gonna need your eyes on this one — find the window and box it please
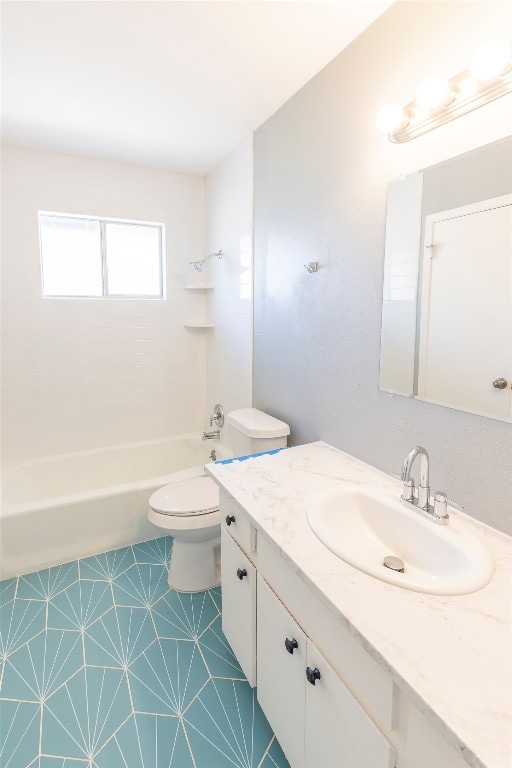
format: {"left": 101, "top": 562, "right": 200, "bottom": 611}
{"left": 39, "top": 213, "right": 164, "bottom": 298}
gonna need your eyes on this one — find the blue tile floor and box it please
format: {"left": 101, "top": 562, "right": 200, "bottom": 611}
{"left": 0, "top": 536, "right": 289, "bottom": 768}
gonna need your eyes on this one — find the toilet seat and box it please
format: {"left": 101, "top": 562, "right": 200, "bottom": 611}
{"left": 149, "top": 476, "right": 219, "bottom": 517}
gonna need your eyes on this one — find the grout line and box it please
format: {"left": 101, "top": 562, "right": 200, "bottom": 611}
{"left": 180, "top": 675, "right": 211, "bottom": 717}
{"left": 38, "top": 700, "right": 43, "bottom": 760}
{"left": 257, "top": 735, "right": 276, "bottom": 768}
{"left": 180, "top": 716, "right": 198, "bottom": 768}
{"left": 89, "top": 710, "right": 132, "bottom": 762}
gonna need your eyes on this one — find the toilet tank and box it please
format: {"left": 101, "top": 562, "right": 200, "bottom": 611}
{"left": 226, "top": 408, "right": 290, "bottom": 457}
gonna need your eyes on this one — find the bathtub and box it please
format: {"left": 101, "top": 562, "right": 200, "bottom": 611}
{"left": 1, "top": 434, "right": 230, "bottom": 579}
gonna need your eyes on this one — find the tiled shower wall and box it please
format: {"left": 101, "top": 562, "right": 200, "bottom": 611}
{"left": 1, "top": 146, "right": 207, "bottom": 461}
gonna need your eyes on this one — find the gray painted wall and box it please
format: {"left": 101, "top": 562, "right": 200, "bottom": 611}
{"left": 253, "top": 1, "right": 512, "bottom": 533}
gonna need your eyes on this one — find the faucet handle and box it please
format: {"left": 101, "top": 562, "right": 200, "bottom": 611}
{"left": 402, "top": 478, "right": 414, "bottom": 502}
{"left": 210, "top": 404, "right": 224, "bottom": 428}
{"left": 434, "top": 491, "right": 448, "bottom": 519}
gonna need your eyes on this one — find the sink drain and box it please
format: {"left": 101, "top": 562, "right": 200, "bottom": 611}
{"left": 383, "top": 555, "right": 405, "bottom": 573}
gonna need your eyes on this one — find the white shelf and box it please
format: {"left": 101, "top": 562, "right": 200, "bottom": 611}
{"left": 184, "top": 284, "right": 213, "bottom": 291}
{"left": 184, "top": 322, "right": 214, "bottom": 328}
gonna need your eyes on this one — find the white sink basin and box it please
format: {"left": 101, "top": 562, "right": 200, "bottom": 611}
{"left": 306, "top": 486, "right": 494, "bottom": 595}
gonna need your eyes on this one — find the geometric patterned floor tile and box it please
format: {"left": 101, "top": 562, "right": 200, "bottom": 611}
{"left": 209, "top": 584, "right": 222, "bottom": 613}
{"left": 42, "top": 667, "right": 131, "bottom": 760}
{"left": 0, "top": 536, "right": 288, "bottom": 768}
{"left": 112, "top": 563, "right": 169, "bottom": 608}
{"left": 0, "top": 578, "right": 17, "bottom": 608}
{"left": 94, "top": 713, "right": 193, "bottom": 767}
{"left": 129, "top": 639, "right": 209, "bottom": 715}
{"left": 47, "top": 580, "right": 113, "bottom": 631}
{"left": 79, "top": 546, "right": 135, "bottom": 581}
{"left": 1, "top": 629, "right": 83, "bottom": 702}
{"left": 0, "top": 599, "right": 46, "bottom": 657}
{"left": 35, "top": 759, "right": 90, "bottom": 767}
{"left": 17, "top": 562, "right": 79, "bottom": 601}
{"left": 0, "top": 699, "right": 40, "bottom": 768}
{"left": 84, "top": 605, "right": 156, "bottom": 667}
{"left": 152, "top": 590, "right": 219, "bottom": 640}
{"left": 132, "top": 537, "right": 173, "bottom": 567}
{"left": 197, "top": 615, "right": 245, "bottom": 680}
{"left": 183, "top": 678, "right": 275, "bottom": 767}
{"left": 260, "top": 736, "right": 290, "bottom": 768}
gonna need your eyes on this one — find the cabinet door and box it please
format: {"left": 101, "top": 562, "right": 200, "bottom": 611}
{"left": 257, "top": 575, "right": 307, "bottom": 768}
{"left": 305, "top": 639, "right": 396, "bottom": 768}
{"left": 221, "top": 527, "right": 257, "bottom": 686}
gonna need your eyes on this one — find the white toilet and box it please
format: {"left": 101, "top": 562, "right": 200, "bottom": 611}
{"left": 148, "top": 408, "right": 290, "bottom": 592}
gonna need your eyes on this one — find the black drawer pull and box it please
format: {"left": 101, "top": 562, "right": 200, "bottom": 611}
{"left": 285, "top": 637, "right": 298, "bottom": 654}
{"left": 236, "top": 568, "right": 247, "bottom": 580}
{"left": 225, "top": 515, "right": 236, "bottom": 526}
{"left": 306, "top": 666, "right": 321, "bottom": 685}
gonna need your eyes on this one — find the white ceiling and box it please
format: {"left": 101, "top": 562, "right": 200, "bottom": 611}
{"left": 1, "top": 1, "right": 393, "bottom": 175}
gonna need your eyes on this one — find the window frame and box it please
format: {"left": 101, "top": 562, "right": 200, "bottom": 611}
{"left": 38, "top": 211, "right": 166, "bottom": 300}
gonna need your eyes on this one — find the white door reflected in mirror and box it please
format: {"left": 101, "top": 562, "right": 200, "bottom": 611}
{"left": 418, "top": 195, "right": 511, "bottom": 421}
{"left": 379, "top": 136, "right": 512, "bottom": 423}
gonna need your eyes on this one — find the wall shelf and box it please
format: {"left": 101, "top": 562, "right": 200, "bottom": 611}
{"left": 184, "top": 322, "right": 214, "bottom": 328}
{"left": 184, "top": 284, "right": 213, "bottom": 291}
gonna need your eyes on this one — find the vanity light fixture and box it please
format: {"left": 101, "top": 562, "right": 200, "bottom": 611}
{"left": 376, "top": 37, "right": 512, "bottom": 142}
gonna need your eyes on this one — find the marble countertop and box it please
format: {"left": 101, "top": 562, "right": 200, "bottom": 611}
{"left": 206, "top": 442, "right": 512, "bottom": 768}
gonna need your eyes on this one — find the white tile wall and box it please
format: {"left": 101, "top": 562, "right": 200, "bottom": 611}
{"left": 1, "top": 145, "right": 207, "bottom": 461}
{"left": 204, "top": 137, "right": 253, "bottom": 444}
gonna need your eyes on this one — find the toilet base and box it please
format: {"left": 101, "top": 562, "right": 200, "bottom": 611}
{"left": 168, "top": 536, "right": 221, "bottom": 592}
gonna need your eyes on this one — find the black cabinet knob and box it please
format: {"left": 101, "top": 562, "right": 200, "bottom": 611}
{"left": 306, "top": 666, "right": 321, "bottom": 685}
{"left": 285, "top": 638, "right": 298, "bottom": 654}
{"left": 225, "top": 515, "right": 236, "bottom": 526}
{"left": 236, "top": 568, "right": 247, "bottom": 580}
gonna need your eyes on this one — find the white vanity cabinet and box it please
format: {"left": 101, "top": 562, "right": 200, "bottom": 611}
{"left": 257, "top": 575, "right": 396, "bottom": 768}
{"left": 219, "top": 490, "right": 474, "bottom": 768}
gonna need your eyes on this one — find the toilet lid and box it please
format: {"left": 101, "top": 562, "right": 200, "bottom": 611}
{"left": 149, "top": 476, "right": 219, "bottom": 516}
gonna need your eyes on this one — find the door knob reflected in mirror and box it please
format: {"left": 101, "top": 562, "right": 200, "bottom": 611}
{"left": 492, "top": 378, "right": 508, "bottom": 389}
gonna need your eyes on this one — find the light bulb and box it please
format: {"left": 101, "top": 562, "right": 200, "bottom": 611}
{"left": 470, "top": 38, "right": 511, "bottom": 81}
{"left": 415, "top": 75, "right": 453, "bottom": 111}
{"left": 375, "top": 103, "right": 407, "bottom": 134}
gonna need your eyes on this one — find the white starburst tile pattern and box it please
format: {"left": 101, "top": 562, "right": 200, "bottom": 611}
{"left": 0, "top": 536, "right": 289, "bottom": 768}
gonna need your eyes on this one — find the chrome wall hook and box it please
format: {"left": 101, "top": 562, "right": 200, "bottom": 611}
{"left": 303, "top": 262, "right": 319, "bottom": 273}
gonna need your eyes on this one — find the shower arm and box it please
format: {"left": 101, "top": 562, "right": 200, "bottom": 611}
{"left": 190, "top": 250, "right": 223, "bottom": 272}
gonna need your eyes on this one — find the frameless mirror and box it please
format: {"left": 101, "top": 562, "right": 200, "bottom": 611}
{"left": 379, "top": 136, "right": 512, "bottom": 422}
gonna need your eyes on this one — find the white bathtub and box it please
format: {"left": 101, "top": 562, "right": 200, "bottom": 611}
{"left": 1, "top": 434, "right": 230, "bottom": 579}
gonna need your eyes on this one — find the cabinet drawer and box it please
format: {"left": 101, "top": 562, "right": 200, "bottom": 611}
{"left": 221, "top": 527, "right": 256, "bottom": 686}
{"left": 220, "top": 490, "right": 253, "bottom": 556}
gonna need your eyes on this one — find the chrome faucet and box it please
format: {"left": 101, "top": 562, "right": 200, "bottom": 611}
{"left": 400, "top": 446, "right": 449, "bottom": 524}
{"left": 202, "top": 430, "right": 220, "bottom": 441}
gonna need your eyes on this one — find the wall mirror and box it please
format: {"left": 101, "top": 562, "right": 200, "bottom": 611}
{"left": 379, "top": 136, "right": 512, "bottom": 422}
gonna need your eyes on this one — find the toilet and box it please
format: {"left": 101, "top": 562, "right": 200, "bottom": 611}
{"left": 148, "top": 408, "right": 290, "bottom": 592}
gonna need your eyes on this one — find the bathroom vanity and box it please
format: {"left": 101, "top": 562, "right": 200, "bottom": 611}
{"left": 207, "top": 443, "right": 511, "bottom": 768}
